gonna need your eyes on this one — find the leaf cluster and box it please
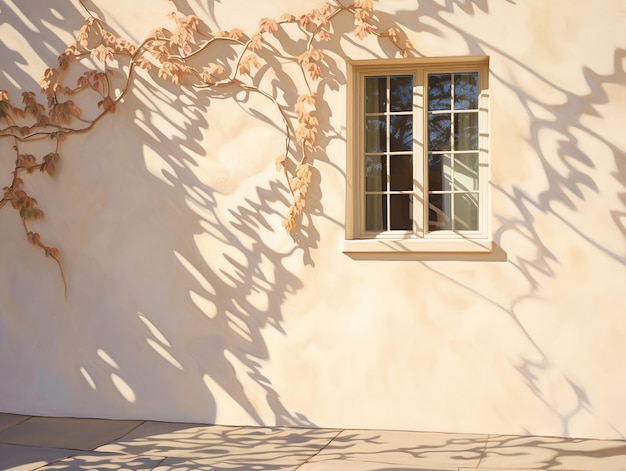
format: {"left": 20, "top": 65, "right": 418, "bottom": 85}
{"left": 0, "top": 0, "right": 413, "bottom": 293}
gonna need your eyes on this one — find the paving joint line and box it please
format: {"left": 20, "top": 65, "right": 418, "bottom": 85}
{"left": 292, "top": 428, "right": 345, "bottom": 470}
{"left": 474, "top": 433, "right": 492, "bottom": 468}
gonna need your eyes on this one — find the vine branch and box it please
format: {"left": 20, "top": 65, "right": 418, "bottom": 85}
{"left": 0, "top": 0, "right": 413, "bottom": 292}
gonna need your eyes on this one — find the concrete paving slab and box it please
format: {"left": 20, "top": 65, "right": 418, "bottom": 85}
{"left": 1, "top": 414, "right": 625, "bottom": 470}
{"left": 480, "top": 434, "right": 626, "bottom": 471}
{"left": 298, "top": 459, "right": 458, "bottom": 470}
{"left": 35, "top": 451, "right": 165, "bottom": 470}
{"left": 0, "top": 413, "right": 30, "bottom": 433}
{"left": 97, "top": 421, "right": 339, "bottom": 462}
{"left": 153, "top": 456, "right": 305, "bottom": 470}
{"left": 0, "top": 416, "right": 143, "bottom": 451}
{"left": 310, "top": 430, "right": 489, "bottom": 469}
{"left": 0, "top": 443, "right": 76, "bottom": 471}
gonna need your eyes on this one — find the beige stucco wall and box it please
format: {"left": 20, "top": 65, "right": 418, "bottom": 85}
{"left": 1, "top": 0, "right": 625, "bottom": 439}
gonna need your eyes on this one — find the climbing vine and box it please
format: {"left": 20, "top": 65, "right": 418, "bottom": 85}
{"left": 0, "top": 0, "right": 411, "bottom": 293}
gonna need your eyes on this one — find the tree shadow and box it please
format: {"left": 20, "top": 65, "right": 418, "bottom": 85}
{"left": 0, "top": 1, "right": 327, "bottom": 428}
{"left": 2, "top": 0, "right": 626, "bottom": 442}
{"left": 388, "top": 0, "right": 626, "bottom": 438}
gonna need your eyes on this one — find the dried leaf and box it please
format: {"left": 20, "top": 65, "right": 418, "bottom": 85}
{"left": 229, "top": 28, "right": 244, "bottom": 40}
{"left": 238, "top": 53, "right": 260, "bottom": 75}
{"left": 98, "top": 96, "right": 116, "bottom": 113}
{"left": 259, "top": 18, "right": 279, "bottom": 34}
{"left": 91, "top": 44, "right": 115, "bottom": 63}
{"left": 275, "top": 155, "right": 286, "bottom": 171}
{"left": 353, "top": 22, "right": 375, "bottom": 40}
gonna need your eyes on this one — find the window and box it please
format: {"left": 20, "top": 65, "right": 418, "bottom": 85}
{"left": 344, "top": 57, "right": 491, "bottom": 253}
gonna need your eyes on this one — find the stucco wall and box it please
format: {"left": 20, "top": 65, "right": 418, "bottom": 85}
{"left": 1, "top": 0, "right": 625, "bottom": 439}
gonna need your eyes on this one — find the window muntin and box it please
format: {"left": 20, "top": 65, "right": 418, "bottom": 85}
{"left": 352, "top": 60, "right": 489, "bottom": 248}
{"left": 427, "top": 72, "right": 480, "bottom": 232}
{"left": 363, "top": 75, "right": 414, "bottom": 232}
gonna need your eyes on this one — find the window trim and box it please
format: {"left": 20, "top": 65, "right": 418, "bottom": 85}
{"left": 344, "top": 56, "right": 492, "bottom": 254}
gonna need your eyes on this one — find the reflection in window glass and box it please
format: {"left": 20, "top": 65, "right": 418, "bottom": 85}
{"left": 365, "top": 117, "right": 386, "bottom": 153}
{"left": 390, "top": 115, "right": 413, "bottom": 151}
{"left": 365, "top": 155, "right": 385, "bottom": 192}
{"left": 390, "top": 75, "right": 413, "bottom": 112}
{"left": 428, "top": 114, "right": 451, "bottom": 151}
{"left": 365, "top": 76, "right": 386, "bottom": 113}
{"left": 454, "top": 73, "right": 478, "bottom": 110}
{"left": 428, "top": 74, "right": 451, "bottom": 111}
{"left": 427, "top": 71, "right": 480, "bottom": 233}
{"left": 361, "top": 68, "right": 483, "bottom": 236}
{"left": 364, "top": 74, "right": 414, "bottom": 234}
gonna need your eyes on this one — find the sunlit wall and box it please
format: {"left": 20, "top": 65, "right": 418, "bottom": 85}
{"left": 1, "top": 0, "right": 625, "bottom": 439}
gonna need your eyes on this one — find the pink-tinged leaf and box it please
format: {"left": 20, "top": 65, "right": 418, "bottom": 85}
{"left": 259, "top": 18, "right": 279, "bottom": 34}
{"left": 353, "top": 22, "right": 375, "bottom": 40}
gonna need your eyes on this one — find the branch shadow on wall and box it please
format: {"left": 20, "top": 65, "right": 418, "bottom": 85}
{"left": 389, "top": 0, "right": 626, "bottom": 438}
{"left": 66, "top": 76, "right": 320, "bottom": 425}
{"left": 0, "top": 1, "right": 329, "bottom": 427}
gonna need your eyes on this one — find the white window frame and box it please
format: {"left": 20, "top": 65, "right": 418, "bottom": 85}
{"left": 344, "top": 57, "right": 492, "bottom": 253}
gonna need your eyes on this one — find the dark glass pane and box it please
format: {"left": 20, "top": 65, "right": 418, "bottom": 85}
{"left": 428, "top": 153, "right": 451, "bottom": 192}
{"left": 454, "top": 73, "right": 478, "bottom": 110}
{"left": 454, "top": 112, "right": 478, "bottom": 150}
{"left": 454, "top": 193, "right": 479, "bottom": 230}
{"left": 428, "top": 74, "right": 451, "bottom": 111}
{"left": 390, "top": 194, "right": 411, "bottom": 230}
{"left": 365, "top": 76, "right": 386, "bottom": 113}
{"left": 454, "top": 153, "right": 479, "bottom": 191}
{"left": 365, "top": 155, "right": 386, "bottom": 192}
{"left": 390, "top": 155, "right": 412, "bottom": 191}
{"left": 428, "top": 114, "right": 451, "bottom": 151}
{"left": 390, "top": 115, "right": 412, "bottom": 151}
{"left": 365, "top": 117, "right": 386, "bottom": 153}
{"left": 428, "top": 193, "right": 451, "bottom": 231}
{"left": 390, "top": 75, "right": 413, "bottom": 112}
{"left": 365, "top": 194, "right": 387, "bottom": 231}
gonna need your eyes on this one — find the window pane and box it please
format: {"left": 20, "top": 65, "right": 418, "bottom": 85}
{"left": 454, "top": 193, "right": 479, "bottom": 230}
{"left": 428, "top": 194, "right": 451, "bottom": 231}
{"left": 390, "top": 115, "right": 412, "bottom": 151}
{"left": 365, "top": 76, "right": 386, "bottom": 113}
{"left": 390, "top": 155, "right": 412, "bottom": 191}
{"left": 365, "top": 155, "right": 386, "bottom": 191}
{"left": 454, "top": 153, "right": 479, "bottom": 191}
{"left": 428, "top": 74, "right": 451, "bottom": 111}
{"left": 428, "top": 153, "right": 452, "bottom": 192}
{"left": 365, "top": 194, "right": 387, "bottom": 231}
{"left": 365, "top": 117, "right": 386, "bottom": 153}
{"left": 454, "top": 112, "right": 478, "bottom": 150}
{"left": 390, "top": 75, "right": 413, "bottom": 112}
{"left": 454, "top": 73, "right": 478, "bottom": 110}
{"left": 390, "top": 194, "right": 411, "bottom": 230}
{"left": 428, "top": 114, "right": 451, "bottom": 151}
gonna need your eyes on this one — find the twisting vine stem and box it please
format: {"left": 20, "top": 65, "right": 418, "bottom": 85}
{"left": 0, "top": 0, "right": 412, "bottom": 294}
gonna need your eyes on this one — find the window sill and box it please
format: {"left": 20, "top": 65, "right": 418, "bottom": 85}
{"left": 342, "top": 237, "right": 493, "bottom": 254}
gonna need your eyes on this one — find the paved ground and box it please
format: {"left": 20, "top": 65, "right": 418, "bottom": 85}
{"left": 0, "top": 413, "right": 625, "bottom": 470}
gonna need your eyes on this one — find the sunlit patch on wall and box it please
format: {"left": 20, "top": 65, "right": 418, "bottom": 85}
{"left": 111, "top": 373, "right": 136, "bottom": 403}
{"left": 146, "top": 338, "right": 184, "bottom": 370}
{"left": 79, "top": 366, "right": 96, "bottom": 390}
{"left": 97, "top": 349, "right": 120, "bottom": 370}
